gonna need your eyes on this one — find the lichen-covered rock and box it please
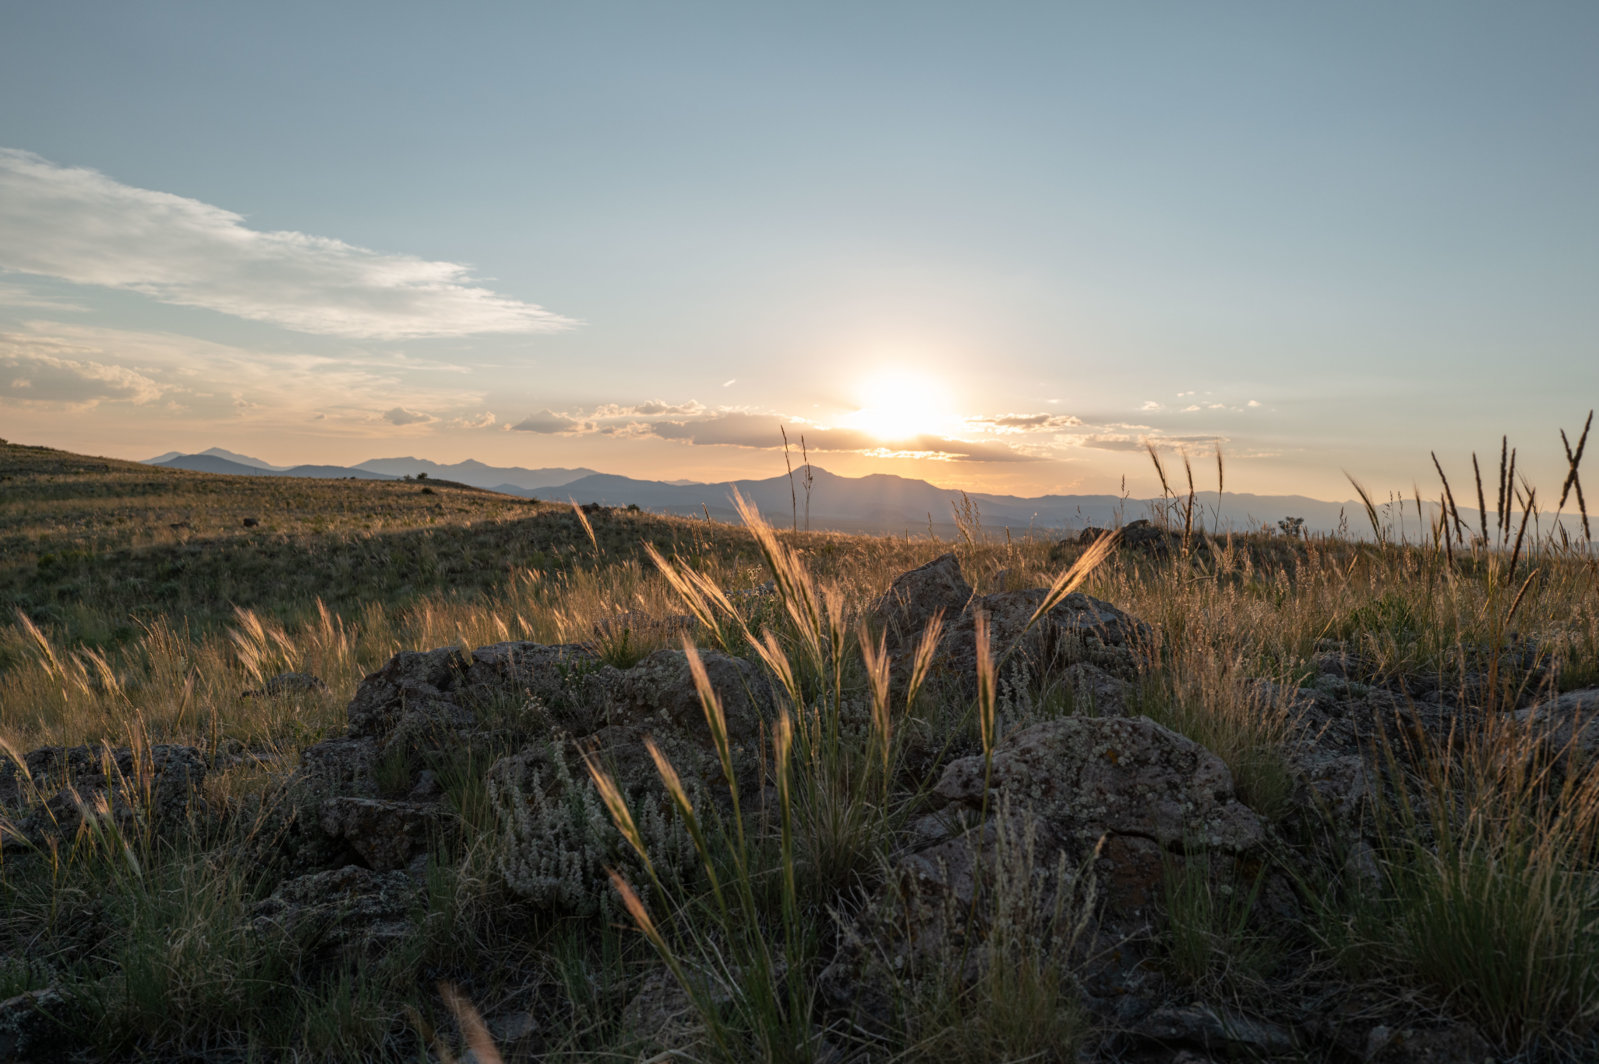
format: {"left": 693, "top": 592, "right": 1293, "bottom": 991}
{"left": 934, "top": 716, "right": 1265, "bottom": 853}
{"left": 612, "top": 648, "right": 773, "bottom": 745}
{"left": 868, "top": 552, "right": 973, "bottom": 642}
{"left": 1060, "top": 661, "right": 1134, "bottom": 717}
{"left": 463, "top": 641, "right": 615, "bottom": 735}
{"left": 297, "top": 735, "right": 380, "bottom": 798}
{"left": 866, "top": 553, "right": 1151, "bottom": 709}
{"left": 0, "top": 987, "right": 71, "bottom": 1061}
{"left": 943, "top": 588, "right": 1152, "bottom": 683}
{"left": 346, "top": 646, "right": 472, "bottom": 741}
{"left": 319, "top": 796, "right": 441, "bottom": 872}
{"left": 0, "top": 743, "right": 206, "bottom": 851}
{"left": 251, "top": 865, "right": 420, "bottom": 967}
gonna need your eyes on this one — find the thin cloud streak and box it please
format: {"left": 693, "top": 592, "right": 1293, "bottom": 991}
{"left": 0, "top": 149, "right": 577, "bottom": 340}
{"left": 510, "top": 402, "right": 1039, "bottom": 463}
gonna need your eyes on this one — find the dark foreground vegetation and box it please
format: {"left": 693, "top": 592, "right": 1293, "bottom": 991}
{"left": 2, "top": 437, "right": 1597, "bottom": 1063}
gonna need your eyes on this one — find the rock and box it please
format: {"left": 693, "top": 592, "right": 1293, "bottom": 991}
{"left": 1285, "top": 749, "right": 1371, "bottom": 832}
{"left": 866, "top": 552, "right": 1151, "bottom": 705}
{"left": 1134, "top": 1003, "right": 1296, "bottom": 1056}
{"left": 958, "top": 587, "right": 1151, "bottom": 678}
{"left": 613, "top": 648, "right": 773, "bottom": 746}
{"left": 462, "top": 641, "right": 613, "bottom": 735}
{"left": 0, "top": 987, "right": 71, "bottom": 1061}
{"left": 1069, "top": 519, "right": 1200, "bottom": 559}
{"left": 242, "top": 670, "right": 328, "bottom": 699}
{"left": 319, "top": 796, "right": 441, "bottom": 872}
{"left": 297, "top": 735, "right": 380, "bottom": 799}
{"left": 829, "top": 716, "right": 1266, "bottom": 1037}
{"left": 346, "top": 646, "right": 473, "bottom": 741}
{"left": 934, "top": 716, "right": 1265, "bottom": 854}
{"left": 0, "top": 743, "right": 207, "bottom": 852}
{"left": 251, "top": 865, "right": 420, "bottom": 967}
{"left": 1516, "top": 687, "right": 1599, "bottom": 762}
{"left": 1364, "top": 1018, "right": 1496, "bottom": 1063}
{"left": 1061, "top": 661, "right": 1134, "bottom": 717}
{"left": 867, "top": 553, "right": 973, "bottom": 643}
{"left": 621, "top": 968, "right": 716, "bottom": 1056}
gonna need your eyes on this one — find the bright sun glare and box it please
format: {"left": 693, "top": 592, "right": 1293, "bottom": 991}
{"left": 846, "top": 370, "right": 952, "bottom": 443}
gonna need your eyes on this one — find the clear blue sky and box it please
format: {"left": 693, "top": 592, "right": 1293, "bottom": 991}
{"left": 2, "top": 1, "right": 1595, "bottom": 500}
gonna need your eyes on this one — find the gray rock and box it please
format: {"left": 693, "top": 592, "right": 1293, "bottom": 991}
{"left": 346, "top": 646, "right": 472, "bottom": 741}
{"left": 0, "top": 987, "right": 70, "bottom": 1061}
{"left": 319, "top": 796, "right": 441, "bottom": 872}
{"left": 935, "top": 716, "right": 1265, "bottom": 853}
{"left": 1515, "top": 687, "right": 1599, "bottom": 761}
{"left": 867, "top": 552, "right": 973, "bottom": 643}
{"left": 297, "top": 735, "right": 380, "bottom": 798}
{"left": 1061, "top": 660, "right": 1135, "bottom": 717}
{"left": 251, "top": 865, "right": 420, "bottom": 967}
{"left": 0, "top": 743, "right": 206, "bottom": 851}
{"left": 1135, "top": 1003, "right": 1296, "bottom": 1056}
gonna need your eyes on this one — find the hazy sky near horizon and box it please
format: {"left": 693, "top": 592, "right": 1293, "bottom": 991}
{"left": 2, "top": 2, "right": 1596, "bottom": 502}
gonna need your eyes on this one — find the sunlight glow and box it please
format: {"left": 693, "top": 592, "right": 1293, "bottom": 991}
{"left": 845, "top": 369, "right": 953, "bottom": 442}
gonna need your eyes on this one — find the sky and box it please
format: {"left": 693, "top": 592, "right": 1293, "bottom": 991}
{"left": 1, "top": 2, "right": 1596, "bottom": 502}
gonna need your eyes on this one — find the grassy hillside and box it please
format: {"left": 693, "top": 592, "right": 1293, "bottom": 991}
{"left": 1, "top": 439, "right": 1597, "bottom": 1062}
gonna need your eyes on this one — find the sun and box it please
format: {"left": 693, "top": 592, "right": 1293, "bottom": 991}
{"left": 845, "top": 369, "right": 952, "bottom": 443}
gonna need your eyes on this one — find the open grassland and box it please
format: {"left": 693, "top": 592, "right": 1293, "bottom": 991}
{"left": 1, "top": 438, "right": 1597, "bottom": 1062}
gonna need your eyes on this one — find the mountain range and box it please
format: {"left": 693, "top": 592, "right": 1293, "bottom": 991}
{"left": 141, "top": 447, "right": 1372, "bottom": 536}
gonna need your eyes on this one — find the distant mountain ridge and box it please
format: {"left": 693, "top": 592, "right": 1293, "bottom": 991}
{"left": 353, "top": 456, "right": 598, "bottom": 491}
{"left": 148, "top": 454, "right": 395, "bottom": 480}
{"left": 139, "top": 447, "right": 1368, "bottom": 535}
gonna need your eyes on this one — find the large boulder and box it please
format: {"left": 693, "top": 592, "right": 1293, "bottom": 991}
{"left": 867, "top": 553, "right": 973, "bottom": 642}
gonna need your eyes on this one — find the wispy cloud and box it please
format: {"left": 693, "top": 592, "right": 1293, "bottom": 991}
{"left": 1068, "top": 431, "right": 1229, "bottom": 453}
{"left": 0, "top": 149, "right": 576, "bottom": 340}
{"left": 0, "top": 282, "right": 87, "bottom": 313}
{"left": 966, "top": 412, "right": 1083, "bottom": 433}
{"left": 510, "top": 401, "right": 1037, "bottom": 462}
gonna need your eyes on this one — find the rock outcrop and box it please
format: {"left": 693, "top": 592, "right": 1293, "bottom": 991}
{"left": 0, "top": 743, "right": 207, "bottom": 852}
